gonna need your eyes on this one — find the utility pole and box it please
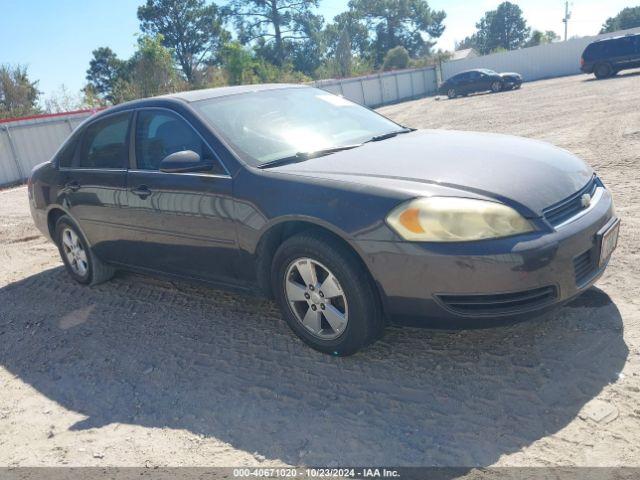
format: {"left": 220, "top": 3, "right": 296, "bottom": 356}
{"left": 562, "top": 1, "right": 572, "bottom": 41}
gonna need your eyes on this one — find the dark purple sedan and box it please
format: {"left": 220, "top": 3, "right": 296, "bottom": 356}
{"left": 28, "top": 84, "right": 619, "bottom": 355}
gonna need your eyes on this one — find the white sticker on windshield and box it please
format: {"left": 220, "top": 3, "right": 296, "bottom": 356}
{"left": 317, "top": 94, "right": 354, "bottom": 107}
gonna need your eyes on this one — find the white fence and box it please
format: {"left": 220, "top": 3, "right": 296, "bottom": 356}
{"left": 442, "top": 27, "right": 640, "bottom": 82}
{"left": 313, "top": 66, "right": 439, "bottom": 108}
{"left": 0, "top": 111, "right": 93, "bottom": 187}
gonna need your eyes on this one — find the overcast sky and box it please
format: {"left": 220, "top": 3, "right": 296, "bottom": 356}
{"left": 0, "top": 0, "right": 634, "bottom": 102}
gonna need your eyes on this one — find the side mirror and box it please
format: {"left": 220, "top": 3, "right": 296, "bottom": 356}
{"left": 159, "top": 150, "right": 212, "bottom": 173}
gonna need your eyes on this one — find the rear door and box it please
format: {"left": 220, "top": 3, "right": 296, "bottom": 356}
{"left": 119, "top": 108, "right": 238, "bottom": 283}
{"left": 58, "top": 112, "right": 132, "bottom": 262}
{"left": 455, "top": 72, "right": 471, "bottom": 93}
{"left": 609, "top": 37, "right": 636, "bottom": 70}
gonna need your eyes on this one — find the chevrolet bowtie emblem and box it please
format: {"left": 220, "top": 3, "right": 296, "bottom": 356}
{"left": 581, "top": 193, "right": 592, "bottom": 208}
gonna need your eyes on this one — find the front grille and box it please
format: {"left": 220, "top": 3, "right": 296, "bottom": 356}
{"left": 574, "top": 249, "right": 596, "bottom": 286}
{"left": 544, "top": 177, "right": 598, "bottom": 227}
{"left": 437, "top": 286, "right": 557, "bottom": 316}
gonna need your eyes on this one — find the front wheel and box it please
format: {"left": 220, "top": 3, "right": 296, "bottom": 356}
{"left": 55, "top": 215, "right": 115, "bottom": 286}
{"left": 271, "top": 232, "right": 384, "bottom": 356}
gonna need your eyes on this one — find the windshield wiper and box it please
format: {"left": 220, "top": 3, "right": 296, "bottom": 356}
{"left": 257, "top": 144, "right": 362, "bottom": 169}
{"left": 257, "top": 128, "right": 415, "bottom": 169}
{"left": 365, "top": 127, "right": 415, "bottom": 143}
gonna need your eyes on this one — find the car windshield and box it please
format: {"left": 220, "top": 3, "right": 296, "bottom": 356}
{"left": 192, "top": 87, "right": 403, "bottom": 166}
{"left": 481, "top": 69, "right": 497, "bottom": 75}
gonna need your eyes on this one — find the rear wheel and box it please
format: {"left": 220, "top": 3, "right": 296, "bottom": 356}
{"left": 55, "top": 216, "right": 115, "bottom": 286}
{"left": 594, "top": 63, "right": 613, "bottom": 79}
{"left": 447, "top": 88, "right": 457, "bottom": 99}
{"left": 272, "top": 231, "right": 384, "bottom": 355}
{"left": 491, "top": 81, "right": 503, "bottom": 93}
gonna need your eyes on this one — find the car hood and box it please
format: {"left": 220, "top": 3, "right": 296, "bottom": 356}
{"left": 269, "top": 129, "right": 593, "bottom": 217}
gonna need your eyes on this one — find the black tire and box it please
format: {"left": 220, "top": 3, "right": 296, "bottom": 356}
{"left": 271, "top": 231, "right": 384, "bottom": 356}
{"left": 594, "top": 63, "right": 613, "bottom": 79}
{"left": 55, "top": 215, "right": 115, "bottom": 286}
{"left": 447, "top": 88, "right": 457, "bottom": 99}
{"left": 491, "top": 81, "right": 503, "bottom": 93}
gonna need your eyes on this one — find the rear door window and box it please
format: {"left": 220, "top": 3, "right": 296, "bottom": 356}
{"left": 57, "top": 135, "right": 80, "bottom": 168}
{"left": 585, "top": 42, "right": 608, "bottom": 60}
{"left": 78, "top": 113, "right": 131, "bottom": 169}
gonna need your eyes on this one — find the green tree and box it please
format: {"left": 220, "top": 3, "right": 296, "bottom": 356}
{"left": 252, "top": 59, "right": 311, "bottom": 83}
{"left": 85, "top": 36, "right": 182, "bottom": 105}
{"left": 474, "top": 1, "right": 530, "bottom": 54}
{"left": 44, "top": 84, "right": 87, "bottom": 113}
{"left": 85, "top": 47, "right": 128, "bottom": 104}
{"left": 524, "top": 29, "right": 559, "bottom": 48}
{"left": 128, "top": 35, "right": 181, "bottom": 99}
{"left": 455, "top": 35, "right": 479, "bottom": 52}
{"left": 222, "top": 42, "right": 256, "bottom": 85}
{"left": 348, "top": 0, "right": 446, "bottom": 66}
{"left": 382, "top": 45, "right": 409, "bottom": 70}
{"left": 137, "top": 0, "right": 229, "bottom": 83}
{"left": 290, "top": 11, "right": 326, "bottom": 76}
{"left": 227, "top": 0, "right": 321, "bottom": 66}
{"left": 324, "top": 11, "right": 371, "bottom": 60}
{"left": 600, "top": 6, "right": 640, "bottom": 33}
{"left": 0, "top": 65, "right": 40, "bottom": 119}
{"left": 335, "top": 29, "right": 354, "bottom": 77}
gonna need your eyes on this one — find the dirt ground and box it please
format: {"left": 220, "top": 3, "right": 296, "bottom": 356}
{"left": 1, "top": 72, "right": 639, "bottom": 468}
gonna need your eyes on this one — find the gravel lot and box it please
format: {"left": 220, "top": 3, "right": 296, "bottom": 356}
{"left": 1, "top": 72, "right": 639, "bottom": 468}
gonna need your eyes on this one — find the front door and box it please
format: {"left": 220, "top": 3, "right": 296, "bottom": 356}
{"left": 119, "top": 108, "right": 238, "bottom": 284}
{"left": 477, "top": 71, "right": 493, "bottom": 91}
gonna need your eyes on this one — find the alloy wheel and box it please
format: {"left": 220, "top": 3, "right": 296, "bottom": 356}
{"left": 284, "top": 258, "right": 348, "bottom": 340}
{"left": 61, "top": 227, "right": 88, "bottom": 277}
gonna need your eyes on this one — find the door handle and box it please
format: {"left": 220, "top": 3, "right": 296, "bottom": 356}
{"left": 65, "top": 180, "right": 81, "bottom": 192}
{"left": 131, "top": 185, "right": 152, "bottom": 199}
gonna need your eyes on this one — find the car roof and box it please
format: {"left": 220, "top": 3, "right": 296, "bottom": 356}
{"left": 590, "top": 32, "right": 640, "bottom": 44}
{"left": 454, "top": 68, "right": 494, "bottom": 75}
{"left": 160, "top": 83, "right": 307, "bottom": 102}
{"left": 127, "top": 83, "right": 307, "bottom": 107}
{"left": 86, "top": 83, "right": 310, "bottom": 122}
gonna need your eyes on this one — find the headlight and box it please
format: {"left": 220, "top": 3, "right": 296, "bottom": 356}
{"left": 386, "top": 197, "right": 534, "bottom": 242}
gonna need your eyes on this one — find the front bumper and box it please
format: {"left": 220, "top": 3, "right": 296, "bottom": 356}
{"left": 357, "top": 188, "right": 616, "bottom": 325}
{"left": 503, "top": 77, "right": 522, "bottom": 87}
